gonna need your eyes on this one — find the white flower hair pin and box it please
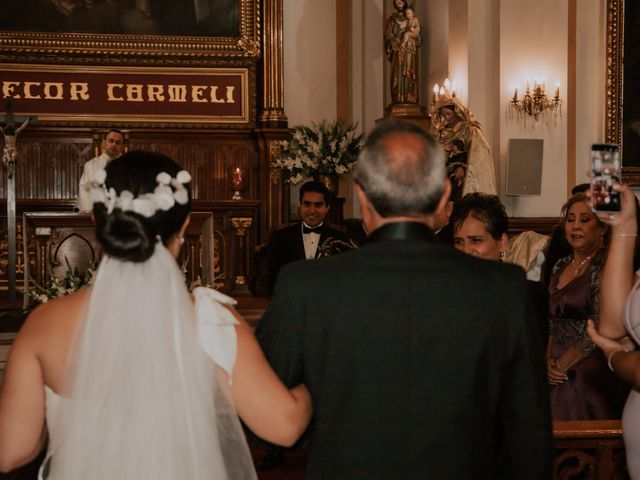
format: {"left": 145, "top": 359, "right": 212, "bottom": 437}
{"left": 89, "top": 169, "right": 191, "bottom": 218}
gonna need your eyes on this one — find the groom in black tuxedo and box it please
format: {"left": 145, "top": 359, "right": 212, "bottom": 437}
{"left": 266, "top": 181, "right": 348, "bottom": 295}
{"left": 257, "top": 120, "right": 552, "bottom": 479}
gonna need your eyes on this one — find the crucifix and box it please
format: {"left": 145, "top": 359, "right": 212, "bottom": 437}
{"left": 2, "top": 97, "right": 36, "bottom": 308}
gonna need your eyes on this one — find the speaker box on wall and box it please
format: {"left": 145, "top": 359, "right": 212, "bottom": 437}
{"left": 505, "top": 138, "right": 544, "bottom": 196}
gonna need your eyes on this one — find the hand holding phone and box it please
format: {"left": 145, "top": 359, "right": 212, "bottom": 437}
{"left": 590, "top": 143, "right": 621, "bottom": 212}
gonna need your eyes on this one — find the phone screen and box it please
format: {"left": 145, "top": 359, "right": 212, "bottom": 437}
{"left": 590, "top": 143, "right": 621, "bottom": 212}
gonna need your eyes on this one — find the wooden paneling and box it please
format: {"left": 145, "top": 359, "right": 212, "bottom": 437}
{"left": 2, "top": 129, "right": 262, "bottom": 203}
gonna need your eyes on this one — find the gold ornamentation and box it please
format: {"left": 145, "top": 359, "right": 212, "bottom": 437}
{"left": 231, "top": 217, "right": 252, "bottom": 236}
{"left": 606, "top": 0, "right": 623, "bottom": 148}
{"left": 237, "top": 36, "right": 260, "bottom": 57}
{"left": 0, "top": 0, "right": 261, "bottom": 62}
{"left": 258, "top": 0, "right": 287, "bottom": 125}
{"left": 509, "top": 81, "right": 562, "bottom": 120}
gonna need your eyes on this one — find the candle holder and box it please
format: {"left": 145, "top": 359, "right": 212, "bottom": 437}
{"left": 509, "top": 81, "right": 562, "bottom": 120}
{"left": 229, "top": 167, "right": 247, "bottom": 200}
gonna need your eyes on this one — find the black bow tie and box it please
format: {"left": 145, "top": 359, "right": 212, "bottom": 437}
{"left": 303, "top": 225, "right": 323, "bottom": 234}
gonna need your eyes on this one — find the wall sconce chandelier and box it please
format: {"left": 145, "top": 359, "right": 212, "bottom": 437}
{"left": 510, "top": 81, "right": 562, "bottom": 120}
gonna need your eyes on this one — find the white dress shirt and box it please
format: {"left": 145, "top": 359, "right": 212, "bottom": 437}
{"left": 302, "top": 222, "right": 323, "bottom": 259}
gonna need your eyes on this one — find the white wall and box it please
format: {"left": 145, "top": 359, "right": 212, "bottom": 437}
{"left": 352, "top": 0, "right": 384, "bottom": 137}
{"left": 423, "top": 0, "right": 449, "bottom": 101}
{"left": 283, "top": 0, "right": 337, "bottom": 126}
{"left": 283, "top": 0, "right": 337, "bottom": 214}
{"left": 349, "top": 0, "right": 385, "bottom": 217}
{"left": 575, "top": 0, "right": 606, "bottom": 185}
{"left": 467, "top": 0, "right": 500, "bottom": 189}
{"left": 500, "top": 0, "right": 568, "bottom": 217}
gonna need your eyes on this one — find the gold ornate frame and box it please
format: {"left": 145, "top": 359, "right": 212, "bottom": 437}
{"left": 606, "top": 0, "right": 640, "bottom": 184}
{"left": 0, "top": 0, "right": 260, "bottom": 66}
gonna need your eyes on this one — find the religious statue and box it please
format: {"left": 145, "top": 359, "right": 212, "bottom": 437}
{"left": 2, "top": 114, "right": 30, "bottom": 179}
{"left": 430, "top": 92, "right": 497, "bottom": 200}
{"left": 384, "top": 0, "right": 422, "bottom": 105}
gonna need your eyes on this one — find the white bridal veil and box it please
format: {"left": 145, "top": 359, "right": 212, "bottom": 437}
{"left": 48, "top": 244, "right": 257, "bottom": 479}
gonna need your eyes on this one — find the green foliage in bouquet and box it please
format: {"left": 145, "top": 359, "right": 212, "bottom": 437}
{"left": 24, "top": 258, "right": 95, "bottom": 304}
{"left": 272, "top": 119, "right": 363, "bottom": 184}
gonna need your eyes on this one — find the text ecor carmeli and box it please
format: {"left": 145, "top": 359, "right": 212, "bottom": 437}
{"left": 1, "top": 81, "right": 236, "bottom": 103}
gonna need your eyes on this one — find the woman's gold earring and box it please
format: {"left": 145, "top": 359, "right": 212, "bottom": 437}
{"left": 179, "top": 237, "right": 185, "bottom": 246}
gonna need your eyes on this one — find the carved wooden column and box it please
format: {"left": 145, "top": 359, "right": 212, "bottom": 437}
{"left": 259, "top": 0, "right": 287, "bottom": 127}
{"left": 231, "top": 216, "right": 252, "bottom": 296}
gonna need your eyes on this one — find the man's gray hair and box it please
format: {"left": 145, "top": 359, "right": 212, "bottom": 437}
{"left": 353, "top": 119, "right": 445, "bottom": 217}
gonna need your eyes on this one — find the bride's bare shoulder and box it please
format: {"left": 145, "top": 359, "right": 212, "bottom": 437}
{"left": 20, "top": 288, "right": 91, "bottom": 339}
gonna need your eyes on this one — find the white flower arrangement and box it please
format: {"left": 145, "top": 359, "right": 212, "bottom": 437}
{"left": 272, "top": 120, "right": 363, "bottom": 184}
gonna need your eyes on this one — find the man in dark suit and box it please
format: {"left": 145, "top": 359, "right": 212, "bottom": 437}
{"left": 257, "top": 120, "right": 552, "bottom": 479}
{"left": 266, "top": 180, "right": 348, "bottom": 295}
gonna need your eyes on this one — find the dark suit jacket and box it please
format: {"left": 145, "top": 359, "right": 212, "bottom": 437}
{"left": 266, "top": 222, "right": 348, "bottom": 295}
{"left": 434, "top": 220, "right": 454, "bottom": 245}
{"left": 257, "top": 222, "right": 552, "bottom": 480}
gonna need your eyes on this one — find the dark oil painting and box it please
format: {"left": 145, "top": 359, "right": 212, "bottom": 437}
{"left": 0, "top": 0, "right": 240, "bottom": 37}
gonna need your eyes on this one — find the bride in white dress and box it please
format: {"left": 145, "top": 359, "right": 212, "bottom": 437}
{"left": 0, "top": 151, "right": 312, "bottom": 479}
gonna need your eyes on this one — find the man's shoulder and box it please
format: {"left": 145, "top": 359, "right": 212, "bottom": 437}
{"left": 323, "top": 223, "right": 348, "bottom": 238}
{"left": 266, "top": 223, "right": 301, "bottom": 253}
{"left": 270, "top": 222, "right": 300, "bottom": 238}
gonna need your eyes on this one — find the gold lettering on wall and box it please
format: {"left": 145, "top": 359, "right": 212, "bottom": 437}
{"left": 23, "top": 82, "right": 41, "bottom": 99}
{"left": 2, "top": 81, "right": 21, "bottom": 98}
{"left": 43, "top": 83, "right": 64, "bottom": 100}
{"left": 147, "top": 85, "right": 165, "bottom": 102}
{"left": 226, "top": 86, "right": 235, "bottom": 103}
{"left": 192, "top": 86, "right": 208, "bottom": 103}
{"left": 69, "top": 83, "right": 90, "bottom": 100}
{"left": 126, "top": 84, "right": 144, "bottom": 102}
{"left": 3, "top": 81, "right": 237, "bottom": 105}
{"left": 107, "top": 84, "right": 124, "bottom": 101}
{"left": 168, "top": 85, "right": 188, "bottom": 102}
{"left": 0, "top": 66, "right": 248, "bottom": 124}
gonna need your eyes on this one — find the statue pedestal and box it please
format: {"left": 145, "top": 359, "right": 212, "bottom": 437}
{"left": 379, "top": 103, "right": 431, "bottom": 133}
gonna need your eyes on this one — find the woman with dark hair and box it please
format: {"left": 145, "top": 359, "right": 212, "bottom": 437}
{"left": 547, "top": 193, "right": 628, "bottom": 420}
{"left": 451, "top": 193, "right": 549, "bottom": 345}
{"left": 451, "top": 192, "right": 508, "bottom": 260}
{"left": 0, "top": 151, "right": 311, "bottom": 479}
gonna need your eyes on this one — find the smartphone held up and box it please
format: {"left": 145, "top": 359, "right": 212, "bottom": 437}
{"left": 590, "top": 143, "right": 621, "bottom": 212}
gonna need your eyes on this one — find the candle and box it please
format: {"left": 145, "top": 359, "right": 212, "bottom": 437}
{"left": 231, "top": 168, "right": 244, "bottom": 190}
{"left": 444, "top": 78, "right": 451, "bottom": 91}
{"left": 432, "top": 83, "right": 439, "bottom": 103}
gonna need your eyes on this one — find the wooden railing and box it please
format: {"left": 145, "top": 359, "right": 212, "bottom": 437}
{"left": 554, "top": 420, "right": 628, "bottom": 479}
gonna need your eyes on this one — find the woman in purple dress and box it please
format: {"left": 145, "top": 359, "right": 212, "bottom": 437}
{"left": 548, "top": 193, "right": 629, "bottom": 420}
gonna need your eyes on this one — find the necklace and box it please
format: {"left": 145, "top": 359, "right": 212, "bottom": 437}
{"left": 572, "top": 252, "right": 595, "bottom": 276}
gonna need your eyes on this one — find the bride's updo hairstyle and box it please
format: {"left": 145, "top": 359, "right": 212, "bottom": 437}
{"left": 93, "top": 150, "right": 191, "bottom": 262}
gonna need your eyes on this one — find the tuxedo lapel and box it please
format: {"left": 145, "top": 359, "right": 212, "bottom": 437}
{"left": 315, "top": 229, "right": 332, "bottom": 258}
{"left": 292, "top": 226, "right": 306, "bottom": 260}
